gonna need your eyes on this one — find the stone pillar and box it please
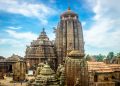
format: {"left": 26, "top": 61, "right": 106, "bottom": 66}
{"left": 12, "top": 60, "right": 26, "bottom": 81}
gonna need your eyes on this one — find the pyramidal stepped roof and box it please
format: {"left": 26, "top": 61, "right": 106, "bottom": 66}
{"left": 37, "top": 28, "right": 48, "bottom": 40}
{"left": 31, "top": 28, "right": 50, "bottom": 47}
{"left": 40, "top": 63, "right": 55, "bottom": 75}
{"left": 7, "top": 54, "right": 22, "bottom": 62}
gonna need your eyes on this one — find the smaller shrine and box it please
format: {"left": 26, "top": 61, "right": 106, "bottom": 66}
{"left": 29, "top": 63, "right": 59, "bottom": 86}
{"left": 65, "top": 50, "right": 88, "bottom": 86}
{"left": 25, "top": 28, "right": 57, "bottom": 71}
{"left": 0, "top": 54, "right": 23, "bottom": 78}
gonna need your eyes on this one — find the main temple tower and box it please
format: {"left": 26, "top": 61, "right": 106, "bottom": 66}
{"left": 55, "top": 7, "right": 84, "bottom": 64}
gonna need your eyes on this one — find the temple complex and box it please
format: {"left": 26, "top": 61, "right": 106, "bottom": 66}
{"left": 0, "top": 7, "right": 120, "bottom": 86}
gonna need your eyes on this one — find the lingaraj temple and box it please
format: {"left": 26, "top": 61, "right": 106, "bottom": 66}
{"left": 0, "top": 8, "right": 120, "bottom": 86}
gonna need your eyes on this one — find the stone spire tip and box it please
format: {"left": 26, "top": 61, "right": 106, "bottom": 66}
{"left": 43, "top": 28, "right": 45, "bottom": 32}
{"left": 68, "top": 7, "right": 71, "bottom": 11}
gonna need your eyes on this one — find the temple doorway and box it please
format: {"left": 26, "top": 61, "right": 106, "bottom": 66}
{"left": 8, "top": 65, "right": 12, "bottom": 73}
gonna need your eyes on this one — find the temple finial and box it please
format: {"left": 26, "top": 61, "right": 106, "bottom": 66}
{"left": 67, "top": 0, "right": 70, "bottom": 11}
{"left": 68, "top": 6, "right": 71, "bottom": 11}
{"left": 43, "top": 28, "right": 45, "bottom": 32}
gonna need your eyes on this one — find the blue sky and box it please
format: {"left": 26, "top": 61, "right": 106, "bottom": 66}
{"left": 0, "top": 0, "right": 120, "bottom": 57}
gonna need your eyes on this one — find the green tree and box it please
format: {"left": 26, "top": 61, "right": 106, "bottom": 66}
{"left": 94, "top": 54, "right": 105, "bottom": 62}
{"left": 117, "top": 52, "right": 120, "bottom": 58}
{"left": 107, "top": 52, "right": 114, "bottom": 60}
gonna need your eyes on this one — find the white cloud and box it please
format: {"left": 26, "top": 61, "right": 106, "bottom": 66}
{"left": 5, "top": 29, "right": 37, "bottom": 40}
{"left": 84, "top": 0, "right": 120, "bottom": 54}
{"left": 1, "top": 29, "right": 38, "bottom": 48}
{"left": 0, "top": 38, "right": 26, "bottom": 47}
{"left": 49, "top": 0, "right": 56, "bottom": 3}
{"left": 0, "top": 0, "right": 57, "bottom": 24}
{"left": 0, "top": 29, "right": 38, "bottom": 57}
{"left": 81, "top": 21, "right": 86, "bottom": 26}
{"left": 8, "top": 26, "right": 22, "bottom": 30}
{"left": 0, "top": 38, "right": 27, "bottom": 57}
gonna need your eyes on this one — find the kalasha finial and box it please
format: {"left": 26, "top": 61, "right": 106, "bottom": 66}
{"left": 68, "top": 7, "right": 71, "bottom": 11}
{"left": 43, "top": 28, "right": 45, "bottom": 32}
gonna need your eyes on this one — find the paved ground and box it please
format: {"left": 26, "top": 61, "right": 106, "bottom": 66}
{"left": 0, "top": 77, "right": 27, "bottom": 86}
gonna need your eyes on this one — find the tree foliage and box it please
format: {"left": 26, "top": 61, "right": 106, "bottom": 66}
{"left": 85, "top": 52, "right": 120, "bottom": 62}
{"left": 117, "top": 52, "right": 120, "bottom": 58}
{"left": 107, "top": 52, "right": 114, "bottom": 60}
{"left": 94, "top": 54, "right": 105, "bottom": 62}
